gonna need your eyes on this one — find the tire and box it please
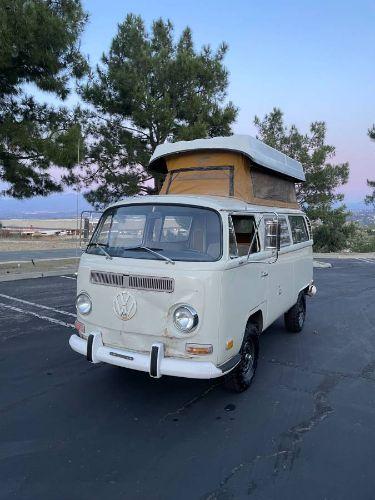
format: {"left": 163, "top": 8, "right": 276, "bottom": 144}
{"left": 224, "top": 322, "right": 259, "bottom": 393}
{"left": 284, "top": 293, "right": 306, "bottom": 333}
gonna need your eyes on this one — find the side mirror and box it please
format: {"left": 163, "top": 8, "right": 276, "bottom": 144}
{"left": 265, "top": 220, "right": 281, "bottom": 252}
{"left": 79, "top": 210, "right": 103, "bottom": 249}
{"left": 83, "top": 218, "right": 90, "bottom": 242}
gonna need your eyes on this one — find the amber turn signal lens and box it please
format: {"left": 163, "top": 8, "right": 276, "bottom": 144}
{"left": 185, "top": 343, "right": 213, "bottom": 355}
{"left": 226, "top": 339, "right": 234, "bottom": 350}
{"left": 75, "top": 320, "right": 85, "bottom": 336}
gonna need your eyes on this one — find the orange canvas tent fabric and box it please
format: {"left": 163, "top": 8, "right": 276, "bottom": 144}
{"left": 159, "top": 150, "right": 299, "bottom": 209}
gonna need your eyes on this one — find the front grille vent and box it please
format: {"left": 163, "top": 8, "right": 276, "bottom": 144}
{"left": 91, "top": 271, "right": 124, "bottom": 287}
{"left": 90, "top": 271, "right": 174, "bottom": 293}
{"left": 128, "top": 274, "right": 174, "bottom": 293}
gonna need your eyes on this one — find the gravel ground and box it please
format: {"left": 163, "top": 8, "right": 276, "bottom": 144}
{"left": 0, "top": 238, "right": 78, "bottom": 252}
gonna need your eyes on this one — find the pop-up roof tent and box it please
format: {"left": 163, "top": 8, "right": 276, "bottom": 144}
{"left": 149, "top": 135, "right": 305, "bottom": 209}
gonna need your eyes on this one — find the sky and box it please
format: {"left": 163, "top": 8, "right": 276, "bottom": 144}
{"left": 30, "top": 0, "right": 375, "bottom": 205}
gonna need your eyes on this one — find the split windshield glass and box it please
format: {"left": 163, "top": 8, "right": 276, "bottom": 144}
{"left": 86, "top": 204, "right": 222, "bottom": 262}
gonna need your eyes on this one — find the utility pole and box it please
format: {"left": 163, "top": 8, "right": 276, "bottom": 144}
{"left": 75, "top": 137, "right": 80, "bottom": 257}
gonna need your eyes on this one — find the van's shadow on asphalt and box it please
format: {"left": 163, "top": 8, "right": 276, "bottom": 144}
{"left": 89, "top": 317, "right": 290, "bottom": 422}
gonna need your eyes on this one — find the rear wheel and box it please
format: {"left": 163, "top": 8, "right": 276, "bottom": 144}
{"left": 284, "top": 293, "right": 306, "bottom": 333}
{"left": 224, "top": 323, "right": 259, "bottom": 393}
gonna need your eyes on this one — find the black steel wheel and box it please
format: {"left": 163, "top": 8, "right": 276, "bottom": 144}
{"left": 224, "top": 323, "right": 259, "bottom": 393}
{"left": 284, "top": 293, "right": 306, "bottom": 333}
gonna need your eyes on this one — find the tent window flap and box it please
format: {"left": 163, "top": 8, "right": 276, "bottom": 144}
{"left": 165, "top": 166, "right": 234, "bottom": 197}
{"left": 250, "top": 168, "right": 297, "bottom": 204}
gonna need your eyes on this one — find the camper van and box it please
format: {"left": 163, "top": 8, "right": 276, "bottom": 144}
{"left": 69, "top": 135, "right": 316, "bottom": 392}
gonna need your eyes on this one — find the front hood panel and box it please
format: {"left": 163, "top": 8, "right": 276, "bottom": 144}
{"left": 77, "top": 254, "right": 222, "bottom": 361}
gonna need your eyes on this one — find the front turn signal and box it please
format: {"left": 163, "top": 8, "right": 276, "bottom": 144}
{"left": 75, "top": 320, "right": 86, "bottom": 338}
{"left": 226, "top": 339, "right": 234, "bottom": 350}
{"left": 185, "top": 343, "right": 213, "bottom": 355}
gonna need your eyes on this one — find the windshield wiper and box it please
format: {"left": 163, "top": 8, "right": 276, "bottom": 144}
{"left": 124, "top": 245, "right": 175, "bottom": 265}
{"left": 87, "top": 242, "right": 113, "bottom": 260}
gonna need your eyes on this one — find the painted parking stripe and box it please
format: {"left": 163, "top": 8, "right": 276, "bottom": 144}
{"left": 0, "top": 302, "right": 75, "bottom": 329}
{"left": 0, "top": 293, "right": 75, "bottom": 317}
{"left": 60, "top": 275, "right": 77, "bottom": 280}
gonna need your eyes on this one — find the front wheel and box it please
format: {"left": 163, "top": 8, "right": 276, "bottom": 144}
{"left": 284, "top": 293, "right": 306, "bottom": 333}
{"left": 224, "top": 323, "right": 259, "bottom": 393}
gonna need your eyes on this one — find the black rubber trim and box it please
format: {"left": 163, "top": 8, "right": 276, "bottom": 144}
{"left": 150, "top": 345, "right": 159, "bottom": 377}
{"left": 218, "top": 353, "right": 241, "bottom": 373}
{"left": 87, "top": 202, "right": 223, "bottom": 262}
{"left": 87, "top": 334, "right": 94, "bottom": 362}
{"left": 109, "top": 352, "right": 134, "bottom": 361}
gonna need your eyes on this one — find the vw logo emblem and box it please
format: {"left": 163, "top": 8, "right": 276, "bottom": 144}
{"left": 113, "top": 291, "right": 137, "bottom": 321}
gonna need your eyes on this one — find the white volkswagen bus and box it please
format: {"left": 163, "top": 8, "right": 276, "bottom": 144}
{"left": 69, "top": 136, "right": 315, "bottom": 392}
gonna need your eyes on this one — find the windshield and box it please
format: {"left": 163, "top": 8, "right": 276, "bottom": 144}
{"left": 86, "top": 204, "right": 222, "bottom": 262}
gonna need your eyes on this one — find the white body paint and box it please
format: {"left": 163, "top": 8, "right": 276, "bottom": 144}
{"left": 69, "top": 195, "right": 314, "bottom": 379}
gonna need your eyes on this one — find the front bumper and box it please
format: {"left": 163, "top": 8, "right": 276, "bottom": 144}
{"left": 69, "top": 333, "right": 226, "bottom": 379}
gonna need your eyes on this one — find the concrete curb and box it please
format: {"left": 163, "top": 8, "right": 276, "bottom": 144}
{"left": 313, "top": 260, "right": 332, "bottom": 269}
{"left": 0, "top": 257, "right": 79, "bottom": 267}
{"left": 0, "top": 256, "right": 79, "bottom": 282}
{"left": 0, "top": 256, "right": 80, "bottom": 266}
{"left": 0, "top": 266, "right": 78, "bottom": 282}
{"left": 313, "top": 252, "right": 375, "bottom": 260}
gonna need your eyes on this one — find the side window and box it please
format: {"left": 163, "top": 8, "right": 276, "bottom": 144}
{"left": 279, "top": 216, "right": 291, "bottom": 247}
{"left": 228, "top": 215, "right": 259, "bottom": 258}
{"left": 228, "top": 217, "right": 238, "bottom": 258}
{"left": 289, "top": 215, "right": 309, "bottom": 244}
{"left": 263, "top": 215, "right": 291, "bottom": 248}
{"left": 264, "top": 216, "right": 278, "bottom": 249}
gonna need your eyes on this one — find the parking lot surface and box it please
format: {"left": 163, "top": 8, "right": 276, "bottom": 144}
{"left": 1, "top": 259, "right": 375, "bottom": 499}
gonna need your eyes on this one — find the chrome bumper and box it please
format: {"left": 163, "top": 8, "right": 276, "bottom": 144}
{"left": 307, "top": 280, "right": 317, "bottom": 297}
{"left": 69, "top": 333, "right": 225, "bottom": 379}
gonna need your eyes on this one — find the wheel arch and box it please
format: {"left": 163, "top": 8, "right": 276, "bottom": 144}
{"left": 246, "top": 309, "right": 263, "bottom": 335}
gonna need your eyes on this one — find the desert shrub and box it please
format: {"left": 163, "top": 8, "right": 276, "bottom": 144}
{"left": 313, "top": 222, "right": 356, "bottom": 252}
{"left": 347, "top": 227, "right": 375, "bottom": 252}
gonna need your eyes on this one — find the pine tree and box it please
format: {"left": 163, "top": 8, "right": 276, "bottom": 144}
{"left": 254, "top": 108, "right": 352, "bottom": 251}
{"left": 77, "top": 14, "right": 237, "bottom": 208}
{"left": 0, "top": 0, "right": 88, "bottom": 197}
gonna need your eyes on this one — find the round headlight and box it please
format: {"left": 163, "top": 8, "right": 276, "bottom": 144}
{"left": 173, "top": 305, "right": 198, "bottom": 333}
{"left": 76, "top": 293, "right": 92, "bottom": 315}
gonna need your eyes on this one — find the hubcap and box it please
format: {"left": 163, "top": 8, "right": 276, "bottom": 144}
{"left": 298, "top": 303, "right": 305, "bottom": 327}
{"left": 241, "top": 340, "right": 255, "bottom": 381}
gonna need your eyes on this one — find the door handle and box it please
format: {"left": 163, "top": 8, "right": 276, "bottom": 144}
{"left": 261, "top": 271, "right": 269, "bottom": 277}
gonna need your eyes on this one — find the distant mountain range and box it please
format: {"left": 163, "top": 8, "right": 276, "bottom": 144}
{"left": 0, "top": 193, "right": 94, "bottom": 219}
{"left": 0, "top": 192, "right": 370, "bottom": 219}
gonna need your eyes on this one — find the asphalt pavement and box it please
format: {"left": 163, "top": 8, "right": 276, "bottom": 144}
{"left": 1, "top": 259, "right": 375, "bottom": 499}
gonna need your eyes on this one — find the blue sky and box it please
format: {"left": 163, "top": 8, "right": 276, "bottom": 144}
{"left": 40, "top": 0, "right": 375, "bottom": 202}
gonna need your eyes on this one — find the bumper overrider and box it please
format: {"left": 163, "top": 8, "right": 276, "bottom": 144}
{"left": 69, "top": 333, "right": 238, "bottom": 379}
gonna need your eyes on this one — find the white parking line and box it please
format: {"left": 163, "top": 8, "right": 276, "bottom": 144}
{"left": 355, "top": 258, "right": 375, "bottom": 264}
{"left": 0, "top": 302, "right": 75, "bottom": 329}
{"left": 0, "top": 293, "right": 76, "bottom": 317}
{"left": 60, "top": 275, "right": 77, "bottom": 280}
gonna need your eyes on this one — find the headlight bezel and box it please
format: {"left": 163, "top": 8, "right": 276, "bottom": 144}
{"left": 76, "top": 292, "right": 92, "bottom": 315}
{"left": 173, "top": 304, "right": 199, "bottom": 333}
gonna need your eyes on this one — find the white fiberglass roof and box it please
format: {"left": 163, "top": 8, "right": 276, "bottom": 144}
{"left": 149, "top": 134, "right": 305, "bottom": 182}
{"left": 109, "top": 194, "right": 303, "bottom": 214}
